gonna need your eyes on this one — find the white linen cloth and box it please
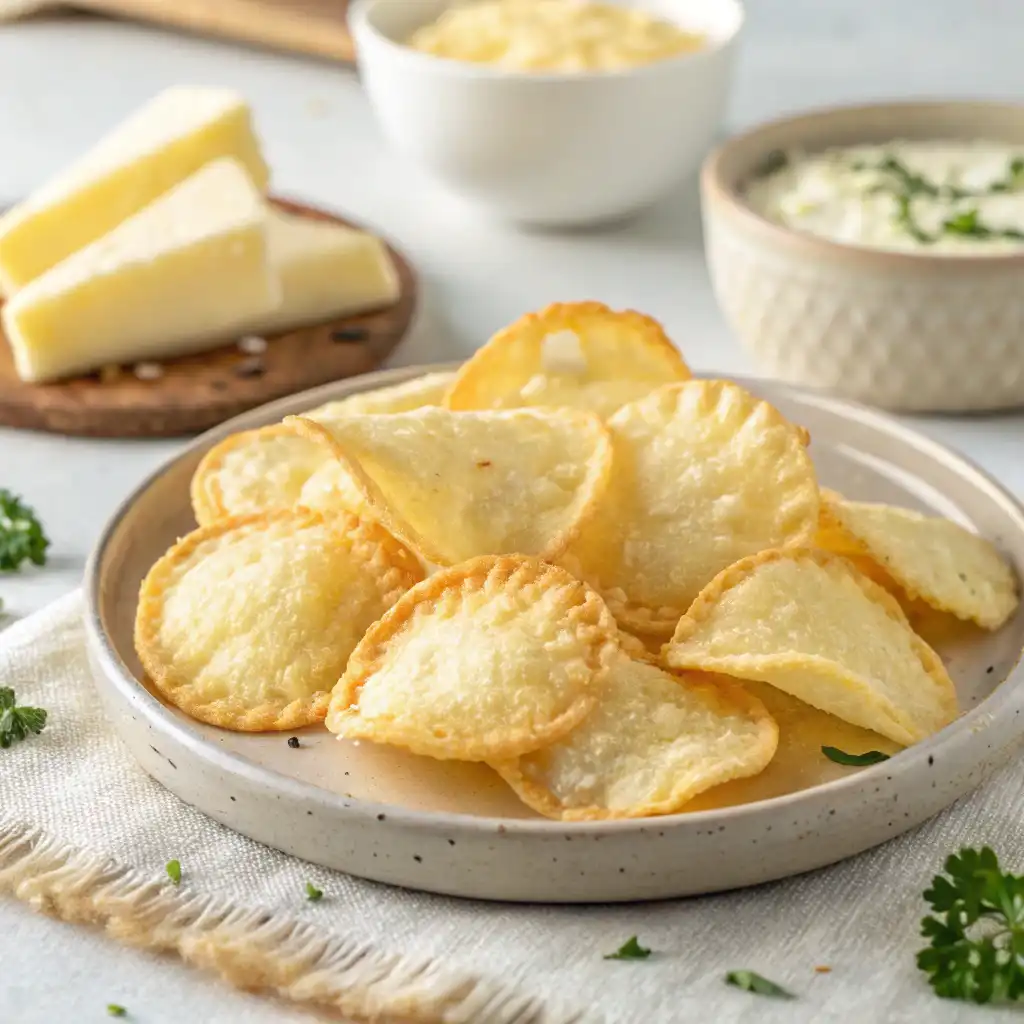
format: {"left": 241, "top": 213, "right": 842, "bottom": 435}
{"left": 1, "top": 591, "right": 1022, "bottom": 1023}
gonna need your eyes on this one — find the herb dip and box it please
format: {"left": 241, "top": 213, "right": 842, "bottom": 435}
{"left": 744, "top": 141, "right": 1024, "bottom": 253}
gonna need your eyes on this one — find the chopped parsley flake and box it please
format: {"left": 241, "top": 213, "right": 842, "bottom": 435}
{"left": 604, "top": 936, "right": 652, "bottom": 960}
{"left": 725, "top": 970, "right": 794, "bottom": 998}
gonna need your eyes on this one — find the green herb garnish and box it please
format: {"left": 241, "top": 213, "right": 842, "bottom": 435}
{"left": 918, "top": 846, "right": 1024, "bottom": 1003}
{"left": 166, "top": 859, "right": 181, "bottom": 884}
{"left": 846, "top": 152, "right": 1024, "bottom": 244}
{"left": 0, "top": 489, "right": 49, "bottom": 573}
{"left": 941, "top": 208, "right": 1024, "bottom": 241}
{"left": 943, "top": 209, "right": 991, "bottom": 237}
{"left": 876, "top": 155, "right": 947, "bottom": 198}
{"left": 604, "top": 936, "right": 652, "bottom": 961}
{"left": 0, "top": 687, "right": 47, "bottom": 749}
{"left": 725, "top": 970, "right": 794, "bottom": 998}
{"left": 822, "top": 746, "right": 890, "bottom": 766}
{"left": 106, "top": 1005, "right": 127, "bottom": 1018}
{"left": 893, "top": 193, "right": 935, "bottom": 244}
{"left": 305, "top": 881, "right": 323, "bottom": 902}
{"left": 758, "top": 149, "right": 789, "bottom": 177}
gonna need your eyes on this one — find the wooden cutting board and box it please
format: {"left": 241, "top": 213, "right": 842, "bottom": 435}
{"left": 36, "top": 0, "right": 356, "bottom": 62}
{"left": 0, "top": 197, "right": 417, "bottom": 437}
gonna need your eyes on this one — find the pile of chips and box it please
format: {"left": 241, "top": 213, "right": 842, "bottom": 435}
{"left": 135, "top": 302, "right": 1020, "bottom": 820}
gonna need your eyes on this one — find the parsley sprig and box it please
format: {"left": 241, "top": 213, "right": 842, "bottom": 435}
{"left": 917, "top": 847, "right": 1024, "bottom": 1003}
{"left": 0, "top": 687, "right": 47, "bottom": 748}
{"left": 0, "top": 489, "right": 49, "bottom": 572}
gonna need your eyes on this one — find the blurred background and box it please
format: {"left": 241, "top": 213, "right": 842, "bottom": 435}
{"left": 2, "top": 0, "right": 1022, "bottom": 365}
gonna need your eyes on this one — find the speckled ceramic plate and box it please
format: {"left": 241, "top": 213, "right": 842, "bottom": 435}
{"left": 84, "top": 365, "right": 1024, "bottom": 903}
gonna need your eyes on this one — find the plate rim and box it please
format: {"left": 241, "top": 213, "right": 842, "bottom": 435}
{"left": 84, "top": 364, "right": 1024, "bottom": 837}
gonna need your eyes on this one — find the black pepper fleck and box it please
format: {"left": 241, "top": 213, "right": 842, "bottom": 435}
{"left": 987, "top": 665, "right": 995, "bottom": 674}
{"left": 377, "top": 813, "right": 386, "bottom": 821}
{"left": 287, "top": 736, "right": 301, "bottom": 749}
{"left": 235, "top": 357, "right": 265, "bottom": 378}
{"left": 448, "top": 839, "right": 455, "bottom": 846}
{"left": 332, "top": 327, "right": 370, "bottom": 343}
{"left": 414, "top": 855, "right": 422, "bottom": 863}
{"left": 928, "top": 755, "right": 934, "bottom": 766}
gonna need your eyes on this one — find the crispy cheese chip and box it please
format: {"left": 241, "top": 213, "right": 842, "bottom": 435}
{"left": 287, "top": 407, "right": 612, "bottom": 566}
{"left": 190, "top": 424, "right": 329, "bottom": 526}
{"left": 296, "top": 460, "right": 376, "bottom": 521}
{"left": 135, "top": 509, "right": 423, "bottom": 732}
{"left": 819, "top": 493, "right": 1019, "bottom": 630}
{"left": 444, "top": 301, "right": 690, "bottom": 419}
{"left": 305, "top": 371, "right": 455, "bottom": 420}
{"left": 664, "top": 549, "right": 958, "bottom": 746}
{"left": 493, "top": 650, "right": 778, "bottom": 820}
{"left": 683, "top": 680, "right": 901, "bottom": 811}
{"left": 561, "top": 380, "right": 819, "bottom": 636}
{"left": 327, "top": 555, "right": 619, "bottom": 760}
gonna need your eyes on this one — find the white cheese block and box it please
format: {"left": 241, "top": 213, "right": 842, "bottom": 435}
{"left": 243, "top": 210, "right": 400, "bottom": 335}
{"left": 2, "top": 158, "right": 279, "bottom": 383}
{"left": 0, "top": 86, "right": 269, "bottom": 296}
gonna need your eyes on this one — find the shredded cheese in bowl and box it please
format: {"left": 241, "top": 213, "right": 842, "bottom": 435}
{"left": 407, "top": 0, "right": 706, "bottom": 73}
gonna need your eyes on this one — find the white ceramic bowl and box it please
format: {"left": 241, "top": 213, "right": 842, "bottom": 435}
{"left": 350, "top": 0, "right": 744, "bottom": 226}
{"left": 701, "top": 101, "right": 1024, "bottom": 413}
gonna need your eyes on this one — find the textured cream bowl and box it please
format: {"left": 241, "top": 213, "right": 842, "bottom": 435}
{"left": 701, "top": 102, "right": 1024, "bottom": 412}
{"left": 351, "top": 0, "right": 744, "bottom": 226}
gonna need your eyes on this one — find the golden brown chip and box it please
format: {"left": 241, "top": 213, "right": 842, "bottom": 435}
{"left": 135, "top": 509, "right": 423, "bottom": 732}
{"left": 327, "top": 555, "right": 619, "bottom": 761}
{"left": 190, "top": 424, "right": 329, "bottom": 526}
{"left": 287, "top": 406, "right": 612, "bottom": 566}
{"left": 444, "top": 301, "right": 690, "bottom": 419}
{"left": 493, "top": 652, "right": 778, "bottom": 820}
{"left": 683, "top": 679, "right": 901, "bottom": 811}
{"left": 296, "top": 459, "right": 376, "bottom": 521}
{"left": 819, "top": 493, "right": 1019, "bottom": 630}
{"left": 663, "top": 549, "right": 958, "bottom": 746}
{"left": 306, "top": 371, "right": 455, "bottom": 420}
{"left": 561, "top": 380, "right": 819, "bottom": 636}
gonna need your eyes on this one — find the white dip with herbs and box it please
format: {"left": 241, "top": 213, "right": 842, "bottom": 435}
{"left": 744, "top": 141, "right": 1024, "bottom": 253}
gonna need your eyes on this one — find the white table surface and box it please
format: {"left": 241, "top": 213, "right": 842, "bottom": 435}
{"left": 2, "top": 2, "right": 1023, "bottom": 1020}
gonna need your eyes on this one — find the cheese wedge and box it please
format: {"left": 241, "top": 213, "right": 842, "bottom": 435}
{"left": 243, "top": 210, "right": 400, "bottom": 335}
{"left": 0, "top": 86, "right": 269, "bottom": 296}
{"left": 3, "top": 159, "right": 278, "bottom": 382}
